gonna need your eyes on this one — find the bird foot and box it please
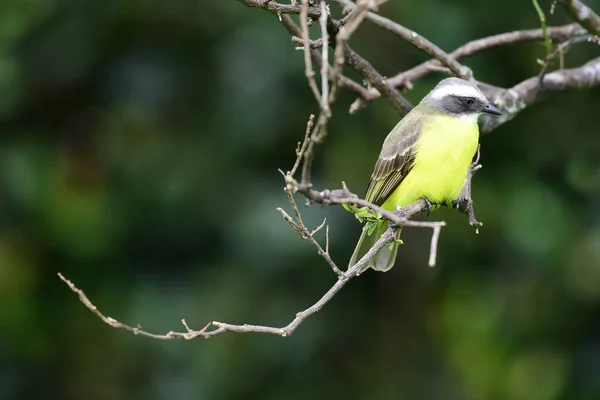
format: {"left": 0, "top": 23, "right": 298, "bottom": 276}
{"left": 423, "top": 197, "right": 432, "bottom": 217}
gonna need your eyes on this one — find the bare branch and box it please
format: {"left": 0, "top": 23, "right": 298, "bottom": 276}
{"left": 319, "top": 0, "right": 331, "bottom": 115}
{"left": 300, "top": 0, "right": 322, "bottom": 105}
{"left": 238, "top": 0, "right": 321, "bottom": 18}
{"left": 277, "top": 207, "right": 342, "bottom": 276}
{"left": 280, "top": 15, "right": 372, "bottom": 100}
{"left": 428, "top": 224, "right": 443, "bottom": 267}
{"left": 558, "top": 0, "right": 600, "bottom": 36}
{"left": 289, "top": 18, "right": 413, "bottom": 115}
{"left": 59, "top": 182, "right": 447, "bottom": 339}
{"left": 58, "top": 273, "right": 212, "bottom": 340}
{"left": 280, "top": 122, "right": 344, "bottom": 277}
{"left": 480, "top": 56, "right": 600, "bottom": 132}
{"left": 441, "top": 24, "right": 582, "bottom": 61}
{"left": 350, "top": 24, "right": 585, "bottom": 112}
{"left": 344, "top": 44, "right": 413, "bottom": 115}
{"left": 59, "top": 225, "right": 396, "bottom": 339}
{"left": 250, "top": 1, "right": 412, "bottom": 115}
{"left": 281, "top": 8, "right": 404, "bottom": 184}
{"left": 332, "top": 0, "right": 470, "bottom": 79}
{"left": 537, "top": 34, "right": 588, "bottom": 81}
{"left": 329, "top": 0, "right": 372, "bottom": 101}
{"left": 296, "top": 2, "right": 336, "bottom": 186}
{"left": 289, "top": 114, "right": 314, "bottom": 177}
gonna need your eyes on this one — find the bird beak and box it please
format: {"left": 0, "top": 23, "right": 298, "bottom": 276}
{"left": 483, "top": 103, "right": 502, "bottom": 115}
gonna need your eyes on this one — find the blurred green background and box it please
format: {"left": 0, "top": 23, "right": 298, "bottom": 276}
{"left": 1, "top": 0, "right": 600, "bottom": 399}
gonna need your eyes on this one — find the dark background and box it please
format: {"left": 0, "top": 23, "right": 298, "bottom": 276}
{"left": 2, "top": 0, "right": 600, "bottom": 399}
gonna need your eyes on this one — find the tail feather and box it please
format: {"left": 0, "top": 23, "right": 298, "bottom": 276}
{"left": 348, "top": 221, "right": 401, "bottom": 272}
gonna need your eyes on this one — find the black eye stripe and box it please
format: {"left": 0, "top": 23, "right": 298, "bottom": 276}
{"left": 439, "top": 95, "right": 482, "bottom": 114}
{"left": 450, "top": 95, "right": 479, "bottom": 108}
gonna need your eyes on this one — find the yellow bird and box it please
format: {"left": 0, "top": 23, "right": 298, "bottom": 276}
{"left": 349, "top": 78, "right": 502, "bottom": 272}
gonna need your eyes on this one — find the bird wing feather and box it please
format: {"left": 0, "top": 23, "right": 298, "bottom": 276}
{"left": 365, "top": 115, "right": 423, "bottom": 206}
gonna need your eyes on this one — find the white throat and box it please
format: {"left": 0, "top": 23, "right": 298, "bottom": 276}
{"left": 454, "top": 113, "right": 480, "bottom": 124}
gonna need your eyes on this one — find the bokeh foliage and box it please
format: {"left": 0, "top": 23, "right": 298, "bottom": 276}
{"left": 1, "top": 0, "right": 600, "bottom": 399}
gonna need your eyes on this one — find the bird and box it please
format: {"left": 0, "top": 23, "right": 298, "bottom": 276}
{"left": 348, "top": 77, "right": 502, "bottom": 272}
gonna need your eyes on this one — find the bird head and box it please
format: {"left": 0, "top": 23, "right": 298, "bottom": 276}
{"left": 423, "top": 77, "right": 502, "bottom": 123}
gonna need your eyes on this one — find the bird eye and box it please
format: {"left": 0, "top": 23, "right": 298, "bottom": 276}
{"left": 465, "top": 98, "right": 474, "bottom": 106}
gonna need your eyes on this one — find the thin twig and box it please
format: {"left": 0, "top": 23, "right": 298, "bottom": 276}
{"left": 281, "top": 15, "right": 372, "bottom": 100}
{"left": 537, "top": 35, "right": 590, "bottom": 81}
{"left": 329, "top": 0, "right": 371, "bottom": 102}
{"left": 301, "top": 0, "right": 322, "bottom": 104}
{"left": 429, "top": 224, "right": 443, "bottom": 267}
{"left": 290, "top": 114, "right": 314, "bottom": 177}
{"left": 448, "top": 24, "right": 581, "bottom": 61}
{"left": 278, "top": 5, "right": 413, "bottom": 115}
{"left": 59, "top": 226, "right": 396, "bottom": 339}
{"left": 344, "top": 44, "right": 413, "bottom": 115}
{"left": 296, "top": 1, "right": 333, "bottom": 186}
{"left": 532, "top": 0, "right": 552, "bottom": 56}
{"left": 277, "top": 207, "right": 342, "bottom": 276}
{"left": 59, "top": 194, "right": 444, "bottom": 339}
{"left": 332, "top": 0, "right": 469, "bottom": 79}
{"left": 58, "top": 273, "right": 212, "bottom": 340}
{"left": 319, "top": 0, "right": 331, "bottom": 116}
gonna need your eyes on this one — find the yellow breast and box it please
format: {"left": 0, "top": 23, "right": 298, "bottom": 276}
{"left": 382, "top": 115, "right": 479, "bottom": 209}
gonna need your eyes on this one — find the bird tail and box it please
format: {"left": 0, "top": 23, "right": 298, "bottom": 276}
{"left": 348, "top": 220, "right": 401, "bottom": 272}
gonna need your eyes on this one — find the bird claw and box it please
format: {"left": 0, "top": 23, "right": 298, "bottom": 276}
{"left": 423, "top": 197, "right": 432, "bottom": 217}
{"left": 451, "top": 198, "right": 465, "bottom": 210}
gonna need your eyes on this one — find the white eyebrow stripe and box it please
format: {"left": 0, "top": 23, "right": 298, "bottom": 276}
{"left": 429, "top": 84, "right": 486, "bottom": 101}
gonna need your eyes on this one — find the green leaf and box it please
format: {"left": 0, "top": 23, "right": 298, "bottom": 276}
{"left": 365, "top": 221, "right": 378, "bottom": 236}
{"left": 355, "top": 208, "right": 373, "bottom": 219}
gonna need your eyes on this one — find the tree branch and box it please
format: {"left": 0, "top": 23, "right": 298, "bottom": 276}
{"left": 239, "top": 0, "right": 414, "bottom": 115}
{"left": 281, "top": 15, "right": 373, "bottom": 101}
{"left": 350, "top": 24, "right": 585, "bottom": 112}
{"left": 558, "top": 0, "right": 600, "bottom": 36}
{"left": 238, "top": 0, "right": 321, "bottom": 18}
{"left": 441, "top": 24, "right": 582, "bottom": 61}
{"left": 480, "top": 56, "right": 600, "bottom": 132}
{"left": 333, "top": 0, "right": 471, "bottom": 79}
{"left": 329, "top": 0, "right": 372, "bottom": 102}
{"left": 300, "top": 0, "right": 323, "bottom": 107}
{"left": 343, "top": 44, "right": 413, "bottom": 115}
{"left": 58, "top": 225, "right": 397, "bottom": 339}
{"left": 279, "top": 7, "right": 413, "bottom": 183}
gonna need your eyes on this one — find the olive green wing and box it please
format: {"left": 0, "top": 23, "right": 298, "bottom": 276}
{"left": 365, "top": 117, "right": 423, "bottom": 206}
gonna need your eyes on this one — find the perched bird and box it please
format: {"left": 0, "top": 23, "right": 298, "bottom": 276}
{"left": 349, "top": 77, "right": 502, "bottom": 272}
